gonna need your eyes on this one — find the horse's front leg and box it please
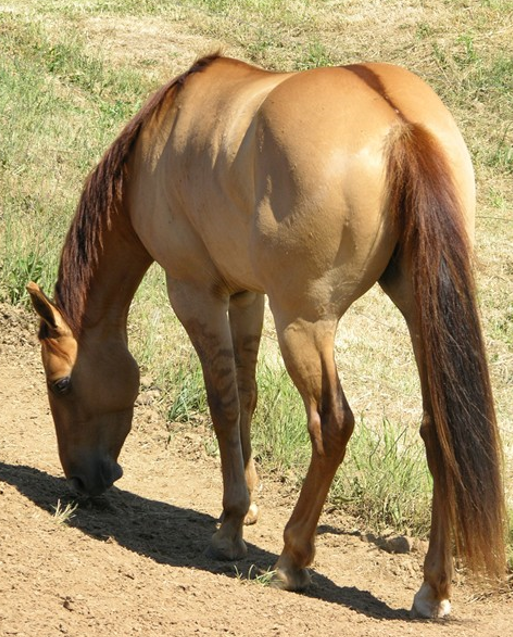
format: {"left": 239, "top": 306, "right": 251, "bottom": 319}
{"left": 229, "top": 291, "right": 265, "bottom": 525}
{"left": 167, "top": 278, "right": 249, "bottom": 560}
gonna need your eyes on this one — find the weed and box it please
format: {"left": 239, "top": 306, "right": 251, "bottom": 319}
{"left": 92, "top": 0, "right": 170, "bottom": 15}
{"left": 454, "top": 34, "right": 480, "bottom": 67}
{"left": 2, "top": 252, "right": 44, "bottom": 305}
{"left": 295, "top": 40, "right": 334, "bottom": 70}
{"left": 233, "top": 564, "right": 277, "bottom": 586}
{"left": 52, "top": 499, "right": 79, "bottom": 525}
{"left": 415, "top": 22, "right": 434, "bottom": 39}
{"left": 166, "top": 355, "right": 208, "bottom": 424}
{"left": 252, "top": 362, "right": 309, "bottom": 473}
{"left": 487, "top": 186, "right": 508, "bottom": 209}
{"left": 488, "top": 132, "right": 513, "bottom": 174}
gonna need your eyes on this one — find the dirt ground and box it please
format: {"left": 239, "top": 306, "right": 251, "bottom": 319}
{"left": 1, "top": 302, "right": 512, "bottom": 637}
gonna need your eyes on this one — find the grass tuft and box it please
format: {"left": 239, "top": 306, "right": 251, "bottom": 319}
{"left": 166, "top": 354, "right": 208, "bottom": 424}
{"left": 233, "top": 564, "right": 278, "bottom": 586}
{"left": 52, "top": 499, "right": 79, "bottom": 525}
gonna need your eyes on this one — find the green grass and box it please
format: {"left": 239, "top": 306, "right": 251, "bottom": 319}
{"left": 165, "top": 356, "right": 208, "bottom": 424}
{"left": 1, "top": 0, "right": 512, "bottom": 546}
{"left": 252, "top": 363, "right": 310, "bottom": 472}
{"left": 233, "top": 564, "right": 278, "bottom": 586}
{"left": 0, "top": 11, "right": 151, "bottom": 303}
{"left": 331, "top": 419, "right": 432, "bottom": 536}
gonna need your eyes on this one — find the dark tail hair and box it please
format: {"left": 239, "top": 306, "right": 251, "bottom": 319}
{"left": 387, "top": 122, "right": 506, "bottom": 579}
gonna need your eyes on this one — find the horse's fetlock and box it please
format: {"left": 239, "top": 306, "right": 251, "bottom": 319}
{"left": 225, "top": 489, "right": 250, "bottom": 520}
{"left": 424, "top": 561, "right": 452, "bottom": 598}
{"left": 283, "top": 525, "right": 315, "bottom": 568}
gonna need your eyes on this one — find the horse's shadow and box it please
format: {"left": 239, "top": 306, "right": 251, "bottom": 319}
{"left": 0, "top": 461, "right": 410, "bottom": 621}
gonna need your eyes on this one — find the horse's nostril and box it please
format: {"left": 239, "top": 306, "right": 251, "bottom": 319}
{"left": 99, "top": 461, "right": 122, "bottom": 486}
{"left": 70, "top": 476, "right": 86, "bottom": 494}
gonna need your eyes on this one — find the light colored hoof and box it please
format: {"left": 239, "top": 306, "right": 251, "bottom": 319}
{"left": 271, "top": 565, "right": 312, "bottom": 592}
{"left": 243, "top": 502, "right": 259, "bottom": 526}
{"left": 411, "top": 582, "right": 451, "bottom": 619}
{"left": 208, "top": 530, "right": 247, "bottom": 561}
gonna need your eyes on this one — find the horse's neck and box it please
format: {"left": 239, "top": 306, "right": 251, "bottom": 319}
{"left": 59, "top": 211, "right": 153, "bottom": 338}
{"left": 88, "top": 252, "right": 150, "bottom": 336}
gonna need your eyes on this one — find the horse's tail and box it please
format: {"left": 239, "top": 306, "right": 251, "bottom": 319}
{"left": 386, "top": 122, "right": 506, "bottom": 579}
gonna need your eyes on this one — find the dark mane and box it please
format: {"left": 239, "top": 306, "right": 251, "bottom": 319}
{"left": 54, "top": 53, "right": 222, "bottom": 336}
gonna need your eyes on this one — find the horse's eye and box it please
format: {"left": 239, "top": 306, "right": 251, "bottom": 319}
{"left": 51, "top": 377, "right": 71, "bottom": 395}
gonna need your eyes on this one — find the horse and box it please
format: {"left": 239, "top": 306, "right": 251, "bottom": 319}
{"left": 27, "top": 53, "right": 506, "bottom": 619}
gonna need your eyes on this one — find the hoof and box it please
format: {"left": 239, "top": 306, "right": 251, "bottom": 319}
{"left": 411, "top": 582, "right": 451, "bottom": 619}
{"left": 271, "top": 565, "right": 312, "bottom": 592}
{"left": 208, "top": 530, "right": 247, "bottom": 561}
{"left": 244, "top": 503, "right": 259, "bottom": 526}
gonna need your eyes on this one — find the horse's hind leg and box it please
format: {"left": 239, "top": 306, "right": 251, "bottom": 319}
{"left": 380, "top": 270, "right": 453, "bottom": 618}
{"left": 166, "top": 278, "right": 249, "bottom": 560}
{"left": 413, "top": 421, "right": 453, "bottom": 618}
{"left": 272, "top": 314, "right": 354, "bottom": 590}
{"left": 229, "top": 291, "right": 265, "bottom": 524}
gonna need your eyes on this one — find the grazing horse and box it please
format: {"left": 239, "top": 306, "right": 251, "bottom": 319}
{"left": 28, "top": 54, "right": 505, "bottom": 619}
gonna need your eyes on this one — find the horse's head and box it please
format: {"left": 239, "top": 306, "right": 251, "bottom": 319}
{"left": 27, "top": 283, "right": 139, "bottom": 497}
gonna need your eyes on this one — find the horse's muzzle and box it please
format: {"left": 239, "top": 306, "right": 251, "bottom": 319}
{"left": 69, "top": 460, "right": 123, "bottom": 497}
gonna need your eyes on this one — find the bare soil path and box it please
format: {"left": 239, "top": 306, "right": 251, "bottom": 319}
{"left": 1, "top": 303, "right": 512, "bottom": 637}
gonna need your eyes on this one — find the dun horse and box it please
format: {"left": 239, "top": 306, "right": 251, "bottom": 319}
{"left": 28, "top": 54, "right": 505, "bottom": 618}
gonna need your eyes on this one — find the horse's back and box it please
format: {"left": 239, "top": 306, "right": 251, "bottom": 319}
{"left": 129, "top": 57, "right": 474, "bottom": 314}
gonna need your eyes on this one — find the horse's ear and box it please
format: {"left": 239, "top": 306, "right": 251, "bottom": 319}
{"left": 26, "top": 282, "right": 72, "bottom": 337}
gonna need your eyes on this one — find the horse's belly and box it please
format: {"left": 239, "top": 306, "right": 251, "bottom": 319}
{"left": 132, "top": 188, "right": 264, "bottom": 294}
